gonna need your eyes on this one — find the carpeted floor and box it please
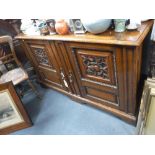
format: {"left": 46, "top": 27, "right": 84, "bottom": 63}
{"left": 12, "top": 84, "right": 136, "bottom": 135}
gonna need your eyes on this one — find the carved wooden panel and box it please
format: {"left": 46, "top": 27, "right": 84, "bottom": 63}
{"left": 31, "top": 46, "right": 52, "bottom": 68}
{"left": 76, "top": 49, "right": 115, "bottom": 85}
{"left": 24, "top": 41, "right": 59, "bottom": 71}
{"left": 81, "top": 55, "right": 109, "bottom": 80}
{"left": 32, "top": 47, "right": 49, "bottom": 65}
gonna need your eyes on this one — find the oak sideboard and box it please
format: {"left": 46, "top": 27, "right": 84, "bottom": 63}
{"left": 16, "top": 20, "right": 153, "bottom": 124}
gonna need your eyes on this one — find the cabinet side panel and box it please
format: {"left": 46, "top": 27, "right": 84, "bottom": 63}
{"left": 115, "top": 47, "right": 127, "bottom": 112}
{"left": 123, "top": 47, "right": 141, "bottom": 115}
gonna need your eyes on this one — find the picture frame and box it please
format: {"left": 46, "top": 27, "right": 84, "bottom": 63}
{"left": 0, "top": 81, "right": 32, "bottom": 134}
{"left": 136, "top": 78, "right": 155, "bottom": 134}
{"left": 69, "top": 19, "right": 86, "bottom": 34}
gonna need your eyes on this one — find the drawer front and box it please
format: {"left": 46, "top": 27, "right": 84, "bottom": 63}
{"left": 85, "top": 87, "right": 118, "bottom": 106}
{"left": 65, "top": 42, "right": 120, "bottom": 109}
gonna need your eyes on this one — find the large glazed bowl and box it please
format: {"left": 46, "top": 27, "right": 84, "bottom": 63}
{"left": 81, "top": 19, "right": 112, "bottom": 34}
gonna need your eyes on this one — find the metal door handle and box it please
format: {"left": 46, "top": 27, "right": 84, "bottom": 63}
{"left": 60, "top": 68, "right": 69, "bottom": 88}
{"left": 68, "top": 71, "right": 73, "bottom": 83}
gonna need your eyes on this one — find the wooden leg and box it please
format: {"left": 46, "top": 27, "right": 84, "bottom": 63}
{"left": 27, "top": 79, "right": 41, "bottom": 99}
{"left": 15, "top": 85, "right": 24, "bottom": 98}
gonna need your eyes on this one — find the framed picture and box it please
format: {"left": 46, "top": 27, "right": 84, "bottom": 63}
{"left": 0, "top": 81, "right": 32, "bottom": 134}
{"left": 69, "top": 19, "right": 86, "bottom": 34}
{"left": 136, "top": 78, "right": 155, "bottom": 134}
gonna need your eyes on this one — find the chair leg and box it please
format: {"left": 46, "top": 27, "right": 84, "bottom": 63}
{"left": 15, "top": 85, "right": 24, "bottom": 98}
{"left": 27, "top": 79, "right": 41, "bottom": 99}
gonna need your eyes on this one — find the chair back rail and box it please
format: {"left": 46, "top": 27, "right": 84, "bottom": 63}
{"left": 0, "top": 36, "right": 23, "bottom": 68}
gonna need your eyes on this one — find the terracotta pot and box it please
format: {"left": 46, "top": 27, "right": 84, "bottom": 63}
{"left": 55, "top": 19, "right": 69, "bottom": 35}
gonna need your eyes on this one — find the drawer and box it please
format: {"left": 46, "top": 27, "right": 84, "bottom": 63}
{"left": 85, "top": 87, "right": 118, "bottom": 106}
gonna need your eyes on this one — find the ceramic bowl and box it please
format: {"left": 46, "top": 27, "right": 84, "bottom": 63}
{"left": 81, "top": 19, "right": 112, "bottom": 34}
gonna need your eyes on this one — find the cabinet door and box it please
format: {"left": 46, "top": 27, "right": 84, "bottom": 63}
{"left": 65, "top": 42, "right": 123, "bottom": 110}
{"left": 54, "top": 41, "right": 81, "bottom": 95}
{"left": 23, "top": 40, "right": 67, "bottom": 90}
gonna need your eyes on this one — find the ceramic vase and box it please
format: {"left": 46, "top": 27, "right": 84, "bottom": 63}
{"left": 55, "top": 19, "right": 69, "bottom": 35}
{"left": 114, "top": 19, "right": 127, "bottom": 32}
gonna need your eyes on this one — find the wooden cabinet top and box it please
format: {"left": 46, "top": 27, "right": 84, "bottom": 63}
{"left": 16, "top": 20, "right": 153, "bottom": 46}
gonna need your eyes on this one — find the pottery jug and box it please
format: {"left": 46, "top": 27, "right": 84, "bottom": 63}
{"left": 55, "top": 19, "right": 69, "bottom": 35}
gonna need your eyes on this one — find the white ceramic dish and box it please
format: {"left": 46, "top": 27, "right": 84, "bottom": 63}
{"left": 126, "top": 23, "right": 138, "bottom": 30}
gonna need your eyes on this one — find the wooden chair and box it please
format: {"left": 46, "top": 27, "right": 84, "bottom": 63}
{"left": 0, "top": 35, "right": 40, "bottom": 97}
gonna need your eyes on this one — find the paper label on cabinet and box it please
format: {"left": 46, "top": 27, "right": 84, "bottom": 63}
{"left": 64, "top": 80, "right": 69, "bottom": 88}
